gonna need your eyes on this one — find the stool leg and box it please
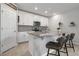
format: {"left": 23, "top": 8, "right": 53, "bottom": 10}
{"left": 55, "top": 50, "right": 58, "bottom": 55}
{"left": 47, "top": 49, "right": 50, "bottom": 56}
{"left": 57, "top": 49, "right": 60, "bottom": 56}
{"left": 65, "top": 43, "right": 68, "bottom": 56}
{"left": 69, "top": 40, "right": 71, "bottom": 47}
{"left": 71, "top": 40, "right": 75, "bottom": 52}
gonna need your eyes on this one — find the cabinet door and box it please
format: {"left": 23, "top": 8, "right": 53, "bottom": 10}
{"left": 33, "top": 15, "right": 48, "bottom": 26}
{"left": 1, "top": 4, "right": 17, "bottom": 52}
{"left": 18, "top": 11, "right": 33, "bottom": 25}
{"left": 17, "top": 32, "right": 29, "bottom": 43}
{"left": 40, "top": 17, "right": 48, "bottom": 26}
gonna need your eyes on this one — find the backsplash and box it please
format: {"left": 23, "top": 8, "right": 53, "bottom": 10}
{"left": 18, "top": 25, "right": 48, "bottom": 32}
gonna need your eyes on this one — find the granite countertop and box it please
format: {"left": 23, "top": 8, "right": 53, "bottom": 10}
{"left": 28, "top": 31, "right": 53, "bottom": 37}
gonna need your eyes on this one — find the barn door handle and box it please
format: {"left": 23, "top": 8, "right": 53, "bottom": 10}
{"left": 1, "top": 27, "right": 3, "bottom": 30}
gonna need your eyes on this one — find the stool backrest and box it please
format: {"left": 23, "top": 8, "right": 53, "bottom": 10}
{"left": 57, "top": 37, "right": 65, "bottom": 47}
{"left": 70, "top": 33, "right": 75, "bottom": 40}
{"left": 65, "top": 34, "right": 70, "bottom": 43}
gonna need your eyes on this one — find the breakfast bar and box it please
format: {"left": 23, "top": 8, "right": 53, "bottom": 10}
{"left": 28, "top": 32, "right": 59, "bottom": 56}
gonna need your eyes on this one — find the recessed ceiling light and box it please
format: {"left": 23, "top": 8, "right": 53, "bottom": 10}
{"left": 34, "top": 7, "right": 38, "bottom": 10}
{"left": 45, "top": 11, "right": 48, "bottom": 13}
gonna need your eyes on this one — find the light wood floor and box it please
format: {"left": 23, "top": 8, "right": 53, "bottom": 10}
{"left": 1, "top": 42, "right": 79, "bottom": 56}
{"left": 1, "top": 42, "right": 31, "bottom": 56}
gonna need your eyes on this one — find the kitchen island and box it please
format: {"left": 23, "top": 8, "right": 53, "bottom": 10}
{"left": 28, "top": 31, "right": 59, "bottom": 56}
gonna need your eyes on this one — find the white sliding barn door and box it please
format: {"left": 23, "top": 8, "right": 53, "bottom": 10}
{"left": 1, "top": 4, "right": 17, "bottom": 53}
{"left": 0, "top": 4, "right": 1, "bottom": 55}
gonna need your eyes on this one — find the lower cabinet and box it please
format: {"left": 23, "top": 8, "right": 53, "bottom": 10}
{"left": 17, "top": 32, "right": 29, "bottom": 43}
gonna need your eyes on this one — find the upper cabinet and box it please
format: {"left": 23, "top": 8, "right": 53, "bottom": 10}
{"left": 18, "top": 11, "right": 48, "bottom": 26}
{"left": 40, "top": 17, "right": 48, "bottom": 26}
{"left": 18, "top": 11, "right": 33, "bottom": 25}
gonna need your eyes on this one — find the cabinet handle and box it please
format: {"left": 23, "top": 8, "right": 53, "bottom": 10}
{"left": 14, "top": 31, "right": 16, "bottom": 32}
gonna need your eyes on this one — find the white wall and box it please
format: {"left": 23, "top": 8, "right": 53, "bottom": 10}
{"left": 62, "top": 8, "right": 79, "bottom": 44}
{"left": 48, "top": 14, "right": 62, "bottom": 35}
{"left": 18, "top": 10, "right": 48, "bottom": 26}
{"left": 48, "top": 7, "right": 79, "bottom": 44}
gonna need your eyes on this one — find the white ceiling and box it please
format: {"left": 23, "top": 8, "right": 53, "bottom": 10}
{"left": 16, "top": 3, "right": 79, "bottom": 17}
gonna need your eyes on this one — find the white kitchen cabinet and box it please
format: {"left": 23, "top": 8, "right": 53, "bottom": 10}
{"left": 17, "top": 32, "right": 29, "bottom": 43}
{"left": 18, "top": 11, "right": 48, "bottom": 26}
{"left": 33, "top": 15, "right": 48, "bottom": 26}
{"left": 1, "top": 4, "right": 17, "bottom": 53}
{"left": 40, "top": 17, "right": 48, "bottom": 26}
{"left": 18, "top": 11, "right": 33, "bottom": 25}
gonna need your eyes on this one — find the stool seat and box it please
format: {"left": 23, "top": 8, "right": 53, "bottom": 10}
{"left": 46, "top": 41, "right": 61, "bottom": 50}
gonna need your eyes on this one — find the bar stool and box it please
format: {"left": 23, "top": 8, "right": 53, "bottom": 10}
{"left": 46, "top": 37, "right": 68, "bottom": 56}
{"left": 63, "top": 34, "right": 70, "bottom": 56}
{"left": 68, "top": 33, "right": 75, "bottom": 52}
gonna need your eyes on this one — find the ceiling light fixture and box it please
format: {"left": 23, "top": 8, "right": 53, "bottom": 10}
{"left": 34, "top": 7, "right": 38, "bottom": 10}
{"left": 45, "top": 11, "right": 48, "bottom": 13}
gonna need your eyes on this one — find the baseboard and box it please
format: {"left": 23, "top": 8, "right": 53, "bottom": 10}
{"left": 1, "top": 43, "right": 17, "bottom": 54}
{"left": 73, "top": 41, "right": 79, "bottom": 45}
{"left": 18, "top": 41, "right": 29, "bottom": 44}
{"left": 42, "top": 49, "right": 55, "bottom": 56}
